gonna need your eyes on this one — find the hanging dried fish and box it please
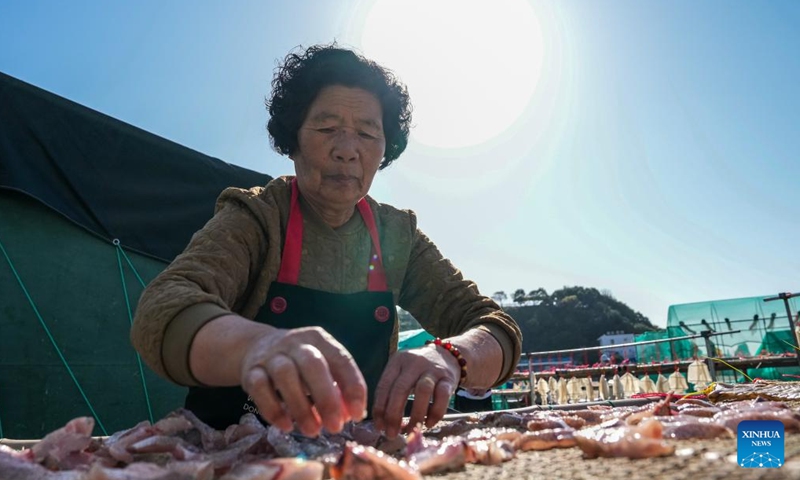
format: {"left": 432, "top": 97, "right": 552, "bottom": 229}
{"left": 548, "top": 377, "right": 558, "bottom": 402}
{"left": 567, "top": 378, "right": 581, "bottom": 403}
{"left": 639, "top": 375, "right": 656, "bottom": 394}
{"left": 536, "top": 378, "right": 549, "bottom": 406}
{"left": 668, "top": 371, "right": 689, "bottom": 394}
{"left": 687, "top": 360, "right": 712, "bottom": 391}
{"left": 598, "top": 375, "right": 610, "bottom": 400}
{"left": 621, "top": 372, "right": 639, "bottom": 398}
{"left": 557, "top": 377, "right": 569, "bottom": 405}
{"left": 583, "top": 377, "right": 594, "bottom": 402}
{"left": 655, "top": 373, "right": 670, "bottom": 393}
{"left": 612, "top": 374, "right": 624, "bottom": 400}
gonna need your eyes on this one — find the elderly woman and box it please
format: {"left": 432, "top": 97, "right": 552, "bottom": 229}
{"left": 131, "top": 44, "right": 521, "bottom": 439}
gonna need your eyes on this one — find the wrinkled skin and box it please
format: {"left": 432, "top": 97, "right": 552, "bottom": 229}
{"left": 241, "top": 326, "right": 367, "bottom": 437}
{"left": 372, "top": 345, "right": 461, "bottom": 438}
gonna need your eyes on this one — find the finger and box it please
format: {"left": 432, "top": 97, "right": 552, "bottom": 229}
{"left": 381, "top": 370, "right": 417, "bottom": 438}
{"left": 293, "top": 344, "right": 344, "bottom": 433}
{"left": 406, "top": 375, "right": 436, "bottom": 433}
{"left": 338, "top": 388, "right": 353, "bottom": 424}
{"left": 267, "top": 354, "right": 321, "bottom": 437}
{"left": 425, "top": 379, "right": 455, "bottom": 429}
{"left": 372, "top": 358, "right": 403, "bottom": 432}
{"left": 312, "top": 334, "right": 367, "bottom": 421}
{"left": 242, "top": 366, "right": 291, "bottom": 432}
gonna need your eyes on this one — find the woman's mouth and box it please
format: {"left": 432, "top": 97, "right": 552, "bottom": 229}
{"left": 325, "top": 174, "right": 359, "bottom": 185}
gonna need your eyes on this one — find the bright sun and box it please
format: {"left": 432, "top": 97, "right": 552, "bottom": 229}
{"left": 359, "top": 0, "right": 544, "bottom": 149}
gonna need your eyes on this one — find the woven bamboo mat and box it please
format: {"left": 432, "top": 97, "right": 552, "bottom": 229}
{"left": 432, "top": 396, "right": 800, "bottom": 480}
{"left": 433, "top": 433, "right": 800, "bottom": 480}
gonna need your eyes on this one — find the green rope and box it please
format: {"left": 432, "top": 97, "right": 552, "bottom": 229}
{"left": 114, "top": 240, "right": 154, "bottom": 424}
{"left": 0, "top": 237, "right": 108, "bottom": 435}
{"left": 118, "top": 244, "right": 147, "bottom": 288}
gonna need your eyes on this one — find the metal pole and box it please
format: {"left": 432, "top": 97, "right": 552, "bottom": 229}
{"left": 528, "top": 354, "right": 535, "bottom": 406}
{"left": 701, "top": 330, "right": 717, "bottom": 381}
{"left": 764, "top": 292, "right": 800, "bottom": 367}
{"left": 525, "top": 330, "right": 739, "bottom": 358}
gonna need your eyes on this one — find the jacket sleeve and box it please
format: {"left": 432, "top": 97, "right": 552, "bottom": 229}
{"left": 130, "top": 188, "right": 273, "bottom": 385}
{"left": 397, "top": 217, "right": 522, "bottom": 386}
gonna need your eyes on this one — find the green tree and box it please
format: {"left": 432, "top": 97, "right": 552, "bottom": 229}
{"left": 504, "top": 285, "right": 658, "bottom": 357}
{"left": 527, "top": 288, "right": 550, "bottom": 306}
{"left": 491, "top": 291, "right": 508, "bottom": 306}
{"left": 512, "top": 288, "right": 527, "bottom": 305}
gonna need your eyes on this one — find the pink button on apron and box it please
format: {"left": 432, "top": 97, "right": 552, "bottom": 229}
{"left": 374, "top": 306, "right": 390, "bottom": 322}
{"left": 270, "top": 296, "right": 287, "bottom": 314}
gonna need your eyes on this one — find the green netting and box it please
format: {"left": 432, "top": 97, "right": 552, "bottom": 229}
{"left": 635, "top": 295, "right": 800, "bottom": 384}
{"left": 634, "top": 327, "right": 694, "bottom": 362}
{"left": 664, "top": 294, "right": 800, "bottom": 360}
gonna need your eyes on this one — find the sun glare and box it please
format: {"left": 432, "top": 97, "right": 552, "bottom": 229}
{"left": 359, "top": 0, "right": 544, "bottom": 149}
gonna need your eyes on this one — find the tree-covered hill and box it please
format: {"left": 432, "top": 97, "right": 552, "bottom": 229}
{"left": 497, "top": 286, "right": 658, "bottom": 357}
{"left": 398, "top": 286, "right": 659, "bottom": 361}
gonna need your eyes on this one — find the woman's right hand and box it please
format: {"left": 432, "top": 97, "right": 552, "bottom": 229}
{"left": 240, "top": 325, "right": 367, "bottom": 437}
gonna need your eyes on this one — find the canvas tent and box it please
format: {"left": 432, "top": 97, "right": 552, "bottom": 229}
{"left": 0, "top": 72, "right": 272, "bottom": 439}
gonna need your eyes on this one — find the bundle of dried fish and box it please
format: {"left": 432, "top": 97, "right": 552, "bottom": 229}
{"left": 708, "top": 380, "right": 800, "bottom": 403}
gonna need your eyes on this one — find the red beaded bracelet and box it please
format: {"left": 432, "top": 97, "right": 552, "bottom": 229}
{"left": 425, "top": 337, "right": 467, "bottom": 385}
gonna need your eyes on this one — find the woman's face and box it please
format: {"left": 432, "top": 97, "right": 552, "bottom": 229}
{"left": 291, "top": 85, "right": 386, "bottom": 217}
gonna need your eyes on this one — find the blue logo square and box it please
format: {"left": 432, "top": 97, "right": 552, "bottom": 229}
{"left": 738, "top": 420, "right": 784, "bottom": 468}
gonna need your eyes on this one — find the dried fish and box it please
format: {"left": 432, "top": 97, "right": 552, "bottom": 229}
{"left": 662, "top": 421, "right": 734, "bottom": 440}
{"left": 639, "top": 375, "right": 656, "bottom": 394}
{"left": 620, "top": 372, "right": 639, "bottom": 398}
{"left": 330, "top": 442, "right": 419, "bottom": 480}
{"left": 708, "top": 380, "right": 800, "bottom": 403}
{"left": 598, "top": 375, "right": 610, "bottom": 400}
{"left": 655, "top": 374, "right": 670, "bottom": 394}
{"left": 687, "top": 360, "right": 712, "bottom": 391}
{"left": 514, "top": 428, "right": 577, "bottom": 451}
{"left": 583, "top": 376, "right": 595, "bottom": 401}
{"left": 537, "top": 378, "right": 550, "bottom": 406}
{"left": 574, "top": 418, "right": 675, "bottom": 459}
{"left": 668, "top": 371, "right": 689, "bottom": 394}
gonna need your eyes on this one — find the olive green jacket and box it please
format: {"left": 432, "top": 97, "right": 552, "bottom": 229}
{"left": 130, "top": 176, "right": 522, "bottom": 387}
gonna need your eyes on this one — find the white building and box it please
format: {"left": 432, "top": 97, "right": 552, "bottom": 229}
{"left": 598, "top": 331, "right": 636, "bottom": 361}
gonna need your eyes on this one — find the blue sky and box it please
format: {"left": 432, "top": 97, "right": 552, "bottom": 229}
{"left": 1, "top": 1, "right": 798, "bottom": 327}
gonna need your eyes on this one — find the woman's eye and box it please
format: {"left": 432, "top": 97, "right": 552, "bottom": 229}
{"left": 317, "top": 128, "right": 336, "bottom": 133}
{"left": 359, "top": 132, "right": 377, "bottom": 139}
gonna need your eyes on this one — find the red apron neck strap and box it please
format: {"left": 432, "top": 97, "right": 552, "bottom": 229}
{"left": 276, "top": 178, "right": 304, "bottom": 285}
{"left": 277, "top": 178, "right": 388, "bottom": 292}
{"left": 357, "top": 199, "right": 388, "bottom": 292}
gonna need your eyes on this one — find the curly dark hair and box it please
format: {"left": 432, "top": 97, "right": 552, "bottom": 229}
{"left": 267, "top": 43, "right": 412, "bottom": 169}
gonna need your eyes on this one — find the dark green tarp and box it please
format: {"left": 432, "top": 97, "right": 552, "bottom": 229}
{"left": 0, "top": 72, "right": 272, "bottom": 438}
{"left": 0, "top": 71, "right": 271, "bottom": 263}
{"left": 398, "top": 329, "right": 435, "bottom": 350}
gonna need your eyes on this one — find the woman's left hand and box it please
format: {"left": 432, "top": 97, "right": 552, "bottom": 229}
{"left": 371, "top": 344, "right": 461, "bottom": 437}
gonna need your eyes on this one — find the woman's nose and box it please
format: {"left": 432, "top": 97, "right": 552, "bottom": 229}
{"left": 332, "top": 130, "right": 359, "bottom": 162}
